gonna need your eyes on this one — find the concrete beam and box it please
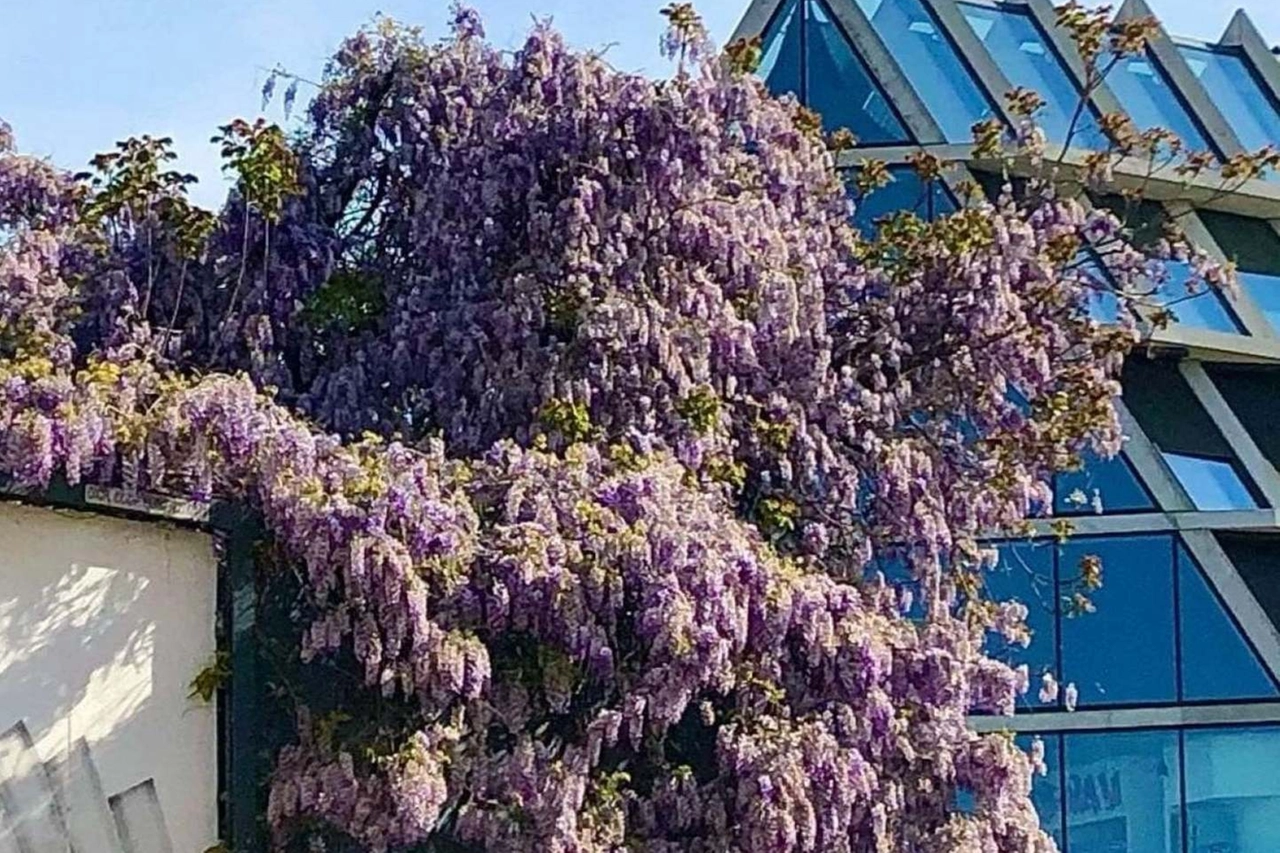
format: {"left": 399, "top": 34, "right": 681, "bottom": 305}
{"left": 826, "top": 0, "right": 948, "bottom": 144}
{"left": 833, "top": 143, "right": 1280, "bottom": 219}
{"left": 970, "top": 699, "right": 1280, "bottom": 732}
{"left": 1114, "top": 0, "right": 1246, "bottom": 159}
{"left": 1181, "top": 526, "right": 1280, "bottom": 687}
{"left": 1017, "top": 508, "right": 1280, "bottom": 538}
{"left": 1168, "top": 202, "right": 1277, "bottom": 339}
{"left": 1220, "top": 10, "right": 1280, "bottom": 115}
{"left": 1115, "top": 397, "right": 1196, "bottom": 511}
{"left": 1180, "top": 360, "right": 1280, "bottom": 508}
{"left": 921, "top": 0, "right": 1022, "bottom": 129}
{"left": 730, "top": 0, "right": 788, "bottom": 43}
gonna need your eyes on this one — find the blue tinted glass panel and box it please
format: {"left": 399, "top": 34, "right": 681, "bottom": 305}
{"left": 868, "top": 549, "right": 925, "bottom": 621}
{"left": 1162, "top": 452, "right": 1258, "bottom": 511}
{"left": 1055, "top": 450, "right": 1155, "bottom": 515}
{"left": 850, "top": 165, "right": 957, "bottom": 234}
{"left": 989, "top": 540, "right": 1058, "bottom": 698}
{"left": 1019, "top": 733, "right": 1064, "bottom": 846}
{"left": 760, "top": 0, "right": 802, "bottom": 100}
{"left": 1177, "top": 542, "right": 1278, "bottom": 701}
{"left": 807, "top": 0, "right": 909, "bottom": 143}
{"left": 1184, "top": 726, "right": 1280, "bottom": 852}
{"left": 1238, "top": 270, "right": 1280, "bottom": 331}
{"left": 855, "top": 0, "right": 997, "bottom": 142}
{"left": 959, "top": 3, "right": 1104, "bottom": 149}
{"left": 1195, "top": 211, "right": 1280, "bottom": 329}
{"left": 1078, "top": 255, "right": 1121, "bottom": 324}
{"left": 1181, "top": 45, "right": 1280, "bottom": 157}
{"left": 1064, "top": 730, "right": 1182, "bottom": 853}
{"left": 1156, "top": 261, "right": 1242, "bottom": 334}
{"left": 1060, "top": 535, "right": 1177, "bottom": 705}
{"left": 1104, "top": 52, "right": 1212, "bottom": 152}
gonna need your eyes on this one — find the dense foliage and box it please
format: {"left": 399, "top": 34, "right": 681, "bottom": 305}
{"left": 0, "top": 4, "right": 1233, "bottom": 851}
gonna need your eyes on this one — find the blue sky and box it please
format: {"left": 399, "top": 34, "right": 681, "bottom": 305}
{"left": 2, "top": 0, "right": 1276, "bottom": 208}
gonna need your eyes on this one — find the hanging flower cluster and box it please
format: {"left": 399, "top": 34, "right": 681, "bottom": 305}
{"left": 0, "top": 5, "right": 1229, "bottom": 851}
{"left": 0, "top": 351, "right": 1044, "bottom": 851}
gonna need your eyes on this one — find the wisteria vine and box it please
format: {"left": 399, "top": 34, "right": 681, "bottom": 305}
{"left": 0, "top": 4, "right": 1236, "bottom": 851}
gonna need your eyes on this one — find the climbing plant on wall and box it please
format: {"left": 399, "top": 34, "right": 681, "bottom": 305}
{"left": 0, "top": 3, "right": 1256, "bottom": 851}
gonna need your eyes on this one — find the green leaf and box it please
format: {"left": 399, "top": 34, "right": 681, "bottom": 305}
{"left": 188, "top": 650, "right": 231, "bottom": 704}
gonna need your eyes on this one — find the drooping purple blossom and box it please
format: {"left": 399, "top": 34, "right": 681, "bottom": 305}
{"left": 0, "top": 5, "right": 1230, "bottom": 851}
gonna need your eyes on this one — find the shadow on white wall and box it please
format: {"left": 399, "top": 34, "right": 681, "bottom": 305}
{"left": 0, "top": 720, "right": 174, "bottom": 853}
{"left": 0, "top": 503, "right": 217, "bottom": 853}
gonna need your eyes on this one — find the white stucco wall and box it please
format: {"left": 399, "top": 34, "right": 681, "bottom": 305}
{"left": 0, "top": 501, "right": 217, "bottom": 853}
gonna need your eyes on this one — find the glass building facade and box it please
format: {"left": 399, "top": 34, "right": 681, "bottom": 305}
{"left": 740, "top": 0, "right": 1280, "bottom": 849}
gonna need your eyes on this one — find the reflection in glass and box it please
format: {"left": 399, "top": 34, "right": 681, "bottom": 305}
{"left": 959, "top": 3, "right": 1104, "bottom": 148}
{"left": 1064, "top": 729, "right": 1181, "bottom": 853}
{"left": 1103, "top": 51, "right": 1212, "bottom": 152}
{"left": 1154, "top": 261, "right": 1242, "bottom": 334}
{"left": 806, "top": 0, "right": 909, "bottom": 143}
{"left": 1054, "top": 450, "right": 1155, "bottom": 516}
{"left": 759, "top": 0, "right": 802, "bottom": 100}
{"left": 1060, "top": 535, "right": 1177, "bottom": 706}
{"left": 849, "top": 165, "right": 956, "bottom": 235}
{"left": 1162, "top": 452, "right": 1258, "bottom": 511}
{"left": 1184, "top": 726, "right": 1280, "bottom": 853}
{"left": 1196, "top": 209, "right": 1280, "bottom": 332}
{"left": 1181, "top": 45, "right": 1280, "bottom": 161}
{"left": 855, "top": 0, "right": 996, "bottom": 141}
{"left": 1074, "top": 254, "right": 1122, "bottom": 324}
{"left": 868, "top": 549, "right": 925, "bottom": 621}
{"left": 989, "top": 540, "right": 1058, "bottom": 690}
{"left": 1020, "top": 733, "right": 1064, "bottom": 846}
{"left": 1238, "top": 270, "right": 1280, "bottom": 332}
{"left": 1177, "top": 543, "right": 1279, "bottom": 701}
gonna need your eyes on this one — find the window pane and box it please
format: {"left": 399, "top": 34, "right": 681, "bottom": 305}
{"left": 1204, "top": 365, "right": 1280, "bottom": 479}
{"left": 855, "top": 0, "right": 997, "bottom": 142}
{"left": 1217, "top": 532, "right": 1280, "bottom": 648}
{"left": 959, "top": 3, "right": 1104, "bottom": 149}
{"left": 1094, "top": 192, "right": 1243, "bottom": 333}
{"left": 1103, "top": 51, "right": 1212, "bottom": 153}
{"left": 1055, "top": 450, "right": 1155, "bottom": 516}
{"left": 1060, "top": 535, "right": 1177, "bottom": 706}
{"left": 1197, "top": 210, "right": 1280, "bottom": 276}
{"left": 760, "top": 0, "right": 802, "bottom": 100}
{"left": 1197, "top": 210, "right": 1280, "bottom": 333}
{"left": 1184, "top": 727, "right": 1280, "bottom": 853}
{"left": 1161, "top": 452, "right": 1258, "bottom": 511}
{"left": 1096, "top": 194, "right": 1168, "bottom": 249}
{"left": 1180, "top": 45, "right": 1280, "bottom": 159}
{"left": 868, "top": 549, "right": 925, "bottom": 621}
{"left": 990, "top": 540, "right": 1058, "bottom": 696}
{"left": 1177, "top": 542, "right": 1278, "bottom": 701}
{"left": 849, "top": 165, "right": 956, "bottom": 234}
{"left": 1064, "top": 730, "right": 1182, "bottom": 853}
{"left": 1075, "top": 254, "right": 1122, "bottom": 324}
{"left": 1019, "top": 733, "right": 1065, "bottom": 847}
{"left": 806, "top": 0, "right": 909, "bottom": 143}
{"left": 1153, "top": 261, "right": 1242, "bottom": 334}
{"left": 1238, "top": 270, "right": 1280, "bottom": 332}
{"left": 1121, "top": 359, "right": 1235, "bottom": 461}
